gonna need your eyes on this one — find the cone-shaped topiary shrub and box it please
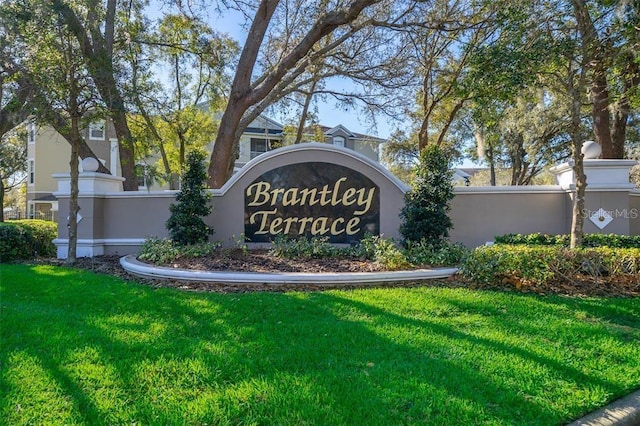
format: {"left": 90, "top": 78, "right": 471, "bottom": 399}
{"left": 166, "top": 151, "right": 214, "bottom": 245}
{"left": 399, "top": 144, "right": 454, "bottom": 246}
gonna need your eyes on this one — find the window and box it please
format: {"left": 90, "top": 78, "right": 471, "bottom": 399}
{"left": 135, "top": 164, "right": 149, "bottom": 189}
{"left": 333, "top": 136, "right": 345, "bottom": 147}
{"left": 250, "top": 138, "right": 270, "bottom": 159}
{"left": 28, "top": 159, "right": 35, "bottom": 185}
{"left": 28, "top": 203, "right": 35, "bottom": 219}
{"left": 89, "top": 121, "right": 105, "bottom": 140}
{"left": 27, "top": 123, "right": 36, "bottom": 144}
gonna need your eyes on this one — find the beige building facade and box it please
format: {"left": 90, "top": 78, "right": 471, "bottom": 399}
{"left": 24, "top": 115, "right": 386, "bottom": 209}
{"left": 25, "top": 119, "right": 118, "bottom": 222}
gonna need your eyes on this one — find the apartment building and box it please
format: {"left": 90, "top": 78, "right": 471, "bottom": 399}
{"left": 24, "top": 115, "right": 386, "bottom": 216}
{"left": 25, "top": 119, "right": 118, "bottom": 221}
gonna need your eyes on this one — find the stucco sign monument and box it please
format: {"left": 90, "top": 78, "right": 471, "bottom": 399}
{"left": 244, "top": 162, "right": 380, "bottom": 243}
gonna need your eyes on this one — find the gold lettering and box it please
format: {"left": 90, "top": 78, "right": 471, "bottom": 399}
{"left": 269, "top": 217, "right": 283, "bottom": 234}
{"left": 311, "top": 217, "right": 330, "bottom": 235}
{"left": 354, "top": 188, "right": 376, "bottom": 215}
{"left": 282, "top": 217, "right": 297, "bottom": 234}
{"left": 298, "top": 217, "right": 314, "bottom": 233}
{"left": 331, "top": 177, "right": 347, "bottom": 206}
{"left": 299, "top": 188, "right": 319, "bottom": 206}
{"left": 342, "top": 187, "right": 357, "bottom": 206}
{"left": 249, "top": 209, "right": 277, "bottom": 234}
{"left": 271, "top": 188, "right": 285, "bottom": 205}
{"left": 330, "top": 217, "right": 345, "bottom": 235}
{"left": 282, "top": 188, "right": 299, "bottom": 206}
{"left": 318, "top": 185, "right": 332, "bottom": 206}
{"left": 346, "top": 217, "right": 360, "bottom": 235}
{"left": 246, "top": 182, "right": 272, "bottom": 207}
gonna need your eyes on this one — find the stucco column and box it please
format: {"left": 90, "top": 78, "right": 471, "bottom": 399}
{"left": 550, "top": 159, "right": 637, "bottom": 235}
{"left": 52, "top": 158, "right": 125, "bottom": 259}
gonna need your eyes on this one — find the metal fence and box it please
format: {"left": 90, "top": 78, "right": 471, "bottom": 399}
{"left": 2, "top": 210, "right": 56, "bottom": 222}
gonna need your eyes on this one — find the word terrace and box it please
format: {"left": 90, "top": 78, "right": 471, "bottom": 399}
{"left": 244, "top": 163, "right": 380, "bottom": 243}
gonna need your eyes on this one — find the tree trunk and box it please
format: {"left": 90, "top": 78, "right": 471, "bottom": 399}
{"left": 294, "top": 80, "right": 318, "bottom": 144}
{"left": 0, "top": 178, "right": 5, "bottom": 222}
{"left": 610, "top": 57, "right": 638, "bottom": 159}
{"left": 49, "top": 110, "right": 111, "bottom": 174}
{"left": 570, "top": 143, "right": 587, "bottom": 248}
{"left": 106, "top": 100, "right": 137, "bottom": 191}
{"left": 418, "top": 91, "right": 430, "bottom": 150}
{"left": 435, "top": 99, "right": 466, "bottom": 147}
{"left": 53, "top": 0, "right": 138, "bottom": 190}
{"left": 207, "top": 0, "right": 381, "bottom": 187}
{"left": 208, "top": 101, "right": 248, "bottom": 188}
{"left": 569, "top": 72, "right": 588, "bottom": 248}
{"left": 571, "top": 0, "right": 622, "bottom": 159}
{"left": 590, "top": 61, "right": 616, "bottom": 157}
{"left": 66, "top": 116, "right": 80, "bottom": 265}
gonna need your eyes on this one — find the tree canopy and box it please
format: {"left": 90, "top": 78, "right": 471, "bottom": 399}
{"left": 0, "top": 0, "right": 637, "bottom": 192}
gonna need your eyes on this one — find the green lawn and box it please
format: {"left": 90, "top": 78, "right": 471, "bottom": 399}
{"left": 1, "top": 264, "right": 639, "bottom": 425}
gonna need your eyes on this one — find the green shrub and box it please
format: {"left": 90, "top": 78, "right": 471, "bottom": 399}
{"left": 166, "top": 151, "right": 214, "bottom": 246}
{"left": 494, "top": 233, "right": 640, "bottom": 248}
{"left": 269, "top": 235, "right": 346, "bottom": 259}
{"left": 461, "top": 244, "right": 640, "bottom": 286}
{"left": 138, "top": 237, "right": 220, "bottom": 264}
{"left": 363, "top": 235, "right": 411, "bottom": 270}
{"left": 404, "top": 240, "right": 469, "bottom": 267}
{"left": 400, "top": 145, "right": 454, "bottom": 246}
{"left": 269, "top": 234, "right": 415, "bottom": 270}
{"left": 0, "top": 220, "right": 57, "bottom": 262}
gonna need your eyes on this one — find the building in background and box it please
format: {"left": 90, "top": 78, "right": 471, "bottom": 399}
{"left": 21, "top": 115, "right": 386, "bottom": 218}
{"left": 24, "top": 119, "right": 118, "bottom": 222}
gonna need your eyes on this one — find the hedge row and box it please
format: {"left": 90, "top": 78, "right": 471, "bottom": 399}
{"left": 494, "top": 233, "right": 640, "bottom": 248}
{"left": 0, "top": 220, "right": 57, "bottom": 262}
{"left": 461, "top": 244, "right": 640, "bottom": 285}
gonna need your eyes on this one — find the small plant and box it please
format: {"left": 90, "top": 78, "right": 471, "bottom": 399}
{"left": 364, "top": 235, "right": 411, "bottom": 270}
{"left": 231, "top": 234, "right": 249, "bottom": 255}
{"left": 166, "top": 151, "right": 214, "bottom": 246}
{"left": 404, "top": 240, "right": 469, "bottom": 267}
{"left": 399, "top": 144, "right": 454, "bottom": 246}
{"left": 269, "top": 235, "right": 344, "bottom": 259}
{"left": 139, "top": 237, "right": 220, "bottom": 264}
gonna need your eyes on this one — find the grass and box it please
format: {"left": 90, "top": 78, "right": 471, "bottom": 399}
{"left": 1, "top": 264, "right": 639, "bottom": 425}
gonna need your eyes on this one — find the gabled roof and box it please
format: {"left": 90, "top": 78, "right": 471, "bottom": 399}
{"left": 308, "top": 124, "right": 386, "bottom": 144}
{"left": 324, "top": 124, "right": 355, "bottom": 137}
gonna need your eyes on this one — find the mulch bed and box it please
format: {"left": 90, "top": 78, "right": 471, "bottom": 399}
{"left": 28, "top": 251, "right": 640, "bottom": 297}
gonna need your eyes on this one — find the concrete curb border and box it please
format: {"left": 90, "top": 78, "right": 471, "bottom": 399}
{"left": 119, "top": 255, "right": 458, "bottom": 285}
{"left": 568, "top": 389, "right": 640, "bottom": 426}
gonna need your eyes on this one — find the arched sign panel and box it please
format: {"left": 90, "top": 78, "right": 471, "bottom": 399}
{"left": 244, "top": 162, "right": 380, "bottom": 243}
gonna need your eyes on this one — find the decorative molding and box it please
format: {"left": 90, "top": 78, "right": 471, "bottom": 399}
{"left": 454, "top": 185, "right": 565, "bottom": 195}
{"left": 219, "top": 143, "right": 410, "bottom": 194}
{"left": 53, "top": 238, "right": 146, "bottom": 259}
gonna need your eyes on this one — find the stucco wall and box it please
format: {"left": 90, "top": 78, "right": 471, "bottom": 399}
{"left": 630, "top": 192, "right": 640, "bottom": 236}
{"left": 449, "top": 187, "right": 570, "bottom": 247}
{"left": 53, "top": 150, "right": 639, "bottom": 258}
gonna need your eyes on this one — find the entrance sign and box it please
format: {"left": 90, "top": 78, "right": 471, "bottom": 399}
{"left": 244, "top": 162, "right": 380, "bottom": 243}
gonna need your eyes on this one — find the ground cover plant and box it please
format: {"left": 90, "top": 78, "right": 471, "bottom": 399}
{"left": 462, "top": 234, "right": 640, "bottom": 295}
{"left": 138, "top": 234, "right": 467, "bottom": 271}
{"left": 2, "top": 264, "right": 639, "bottom": 425}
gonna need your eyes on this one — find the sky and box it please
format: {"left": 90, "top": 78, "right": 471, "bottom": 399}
{"left": 179, "top": 4, "right": 396, "bottom": 139}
